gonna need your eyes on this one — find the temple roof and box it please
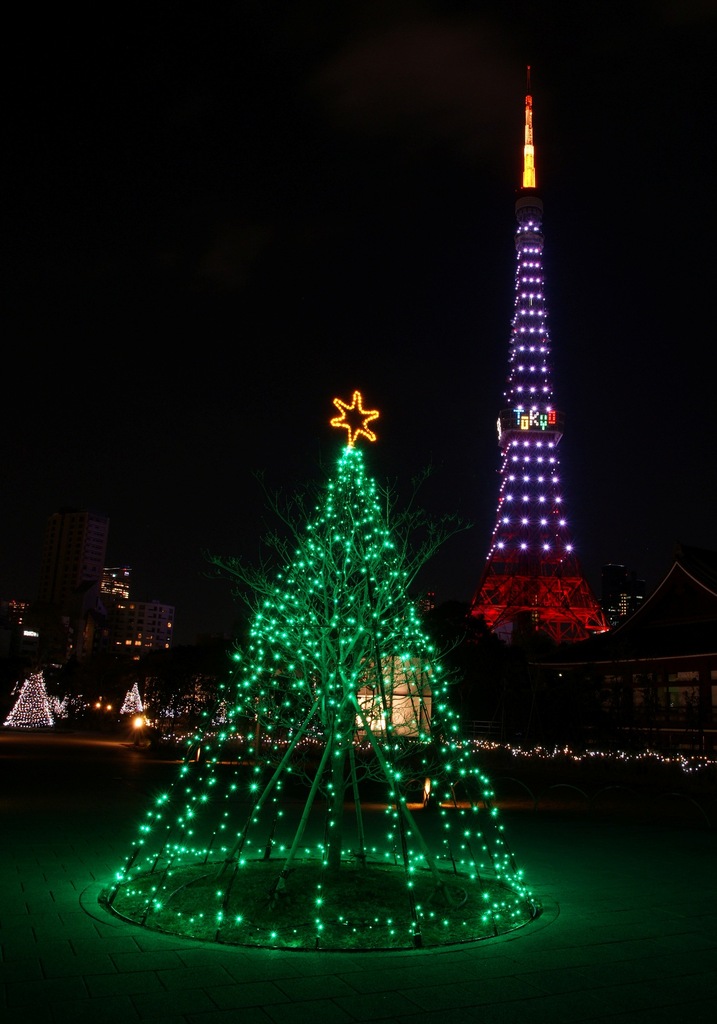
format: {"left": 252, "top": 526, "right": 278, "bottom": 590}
{"left": 537, "top": 543, "right": 717, "bottom": 666}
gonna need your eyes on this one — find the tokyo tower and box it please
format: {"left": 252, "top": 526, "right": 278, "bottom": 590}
{"left": 469, "top": 69, "right": 609, "bottom": 645}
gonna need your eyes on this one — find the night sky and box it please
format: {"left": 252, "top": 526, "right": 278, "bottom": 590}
{"left": 5, "top": 3, "right": 716, "bottom": 646}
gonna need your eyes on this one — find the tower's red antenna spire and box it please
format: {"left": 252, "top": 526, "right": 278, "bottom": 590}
{"left": 522, "top": 64, "right": 536, "bottom": 189}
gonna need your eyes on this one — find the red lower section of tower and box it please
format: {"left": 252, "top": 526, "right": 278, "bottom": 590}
{"left": 470, "top": 559, "right": 609, "bottom": 645}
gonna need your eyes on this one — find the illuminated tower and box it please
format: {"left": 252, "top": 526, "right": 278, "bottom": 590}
{"left": 470, "top": 70, "right": 609, "bottom": 645}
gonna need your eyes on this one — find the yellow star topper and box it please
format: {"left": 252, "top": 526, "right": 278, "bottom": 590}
{"left": 330, "top": 390, "right": 379, "bottom": 447}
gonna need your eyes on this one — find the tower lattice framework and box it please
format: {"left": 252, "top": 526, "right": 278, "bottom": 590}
{"left": 470, "top": 71, "right": 609, "bottom": 645}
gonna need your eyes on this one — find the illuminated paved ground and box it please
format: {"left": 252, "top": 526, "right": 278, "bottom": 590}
{"left": 1, "top": 730, "right": 715, "bottom": 1023}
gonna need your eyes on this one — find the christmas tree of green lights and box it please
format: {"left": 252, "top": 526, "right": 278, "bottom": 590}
{"left": 106, "top": 391, "right": 539, "bottom": 951}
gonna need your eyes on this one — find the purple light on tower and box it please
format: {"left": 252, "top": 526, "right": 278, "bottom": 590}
{"left": 470, "top": 68, "right": 609, "bottom": 645}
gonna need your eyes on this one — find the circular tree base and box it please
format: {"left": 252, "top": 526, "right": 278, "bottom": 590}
{"left": 102, "top": 859, "right": 540, "bottom": 951}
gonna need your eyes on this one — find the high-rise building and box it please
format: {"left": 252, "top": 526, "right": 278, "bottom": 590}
{"left": 601, "top": 564, "right": 645, "bottom": 627}
{"left": 106, "top": 599, "right": 174, "bottom": 658}
{"left": 0, "top": 599, "right": 35, "bottom": 659}
{"left": 17, "top": 512, "right": 175, "bottom": 663}
{"left": 38, "top": 508, "right": 109, "bottom": 607}
{"left": 101, "top": 566, "right": 132, "bottom": 601}
{"left": 469, "top": 71, "right": 609, "bottom": 645}
{"left": 36, "top": 507, "right": 110, "bottom": 661}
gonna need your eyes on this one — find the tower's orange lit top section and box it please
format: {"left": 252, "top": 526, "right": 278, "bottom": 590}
{"left": 522, "top": 65, "right": 536, "bottom": 190}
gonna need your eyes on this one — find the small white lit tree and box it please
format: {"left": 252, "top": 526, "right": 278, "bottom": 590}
{"left": 120, "top": 682, "right": 144, "bottom": 716}
{"left": 4, "top": 671, "right": 54, "bottom": 728}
